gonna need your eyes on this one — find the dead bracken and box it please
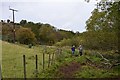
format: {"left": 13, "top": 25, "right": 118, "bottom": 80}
{"left": 57, "top": 61, "right": 81, "bottom": 78}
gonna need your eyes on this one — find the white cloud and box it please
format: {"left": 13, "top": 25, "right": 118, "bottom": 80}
{"left": 1, "top": 0, "right": 100, "bottom": 3}
{"left": 1, "top": 1, "right": 97, "bottom": 32}
{"left": 1, "top": 0, "right": 83, "bottom": 2}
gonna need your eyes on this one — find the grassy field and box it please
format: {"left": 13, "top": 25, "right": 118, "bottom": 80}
{"left": 2, "top": 41, "right": 120, "bottom": 78}
{"left": 0, "top": 40, "right": 2, "bottom": 65}
{"left": 2, "top": 41, "right": 57, "bottom": 78}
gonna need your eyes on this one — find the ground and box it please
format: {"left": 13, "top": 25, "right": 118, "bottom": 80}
{"left": 2, "top": 41, "right": 120, "bottom": 78}
{"left": 57, "top": 61, "right": 81, "bottom": 78}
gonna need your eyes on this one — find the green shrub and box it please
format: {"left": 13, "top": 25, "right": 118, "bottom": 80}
{"left": 16, "top": 27, "right": 36, "bottom": 45}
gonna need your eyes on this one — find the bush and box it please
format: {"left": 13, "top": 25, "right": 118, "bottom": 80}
{"left": 55, "top": 38, "right": 71, "bottom": 47}
{"left": 54, "top": 37, "right": 83, "bottom": 47}
{"left": 16, "top": 27, "right": 36, "bottom": 45}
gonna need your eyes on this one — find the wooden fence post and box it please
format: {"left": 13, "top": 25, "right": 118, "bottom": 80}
{"left": 60, "top": 48, "right": 62, "bottom": 55}
{"left": 53, "top": 52, "right": 55, "bottom": 64}
{"left": 23, "top": 55, "right": 26, "bottom": 80}
{"left": 35, "top": 55, "right": 38, "bottom": 77}
{"left": 48, "top": 53, "right": 51, "bottom": 68}
{"left": 56, "top": 48, "right": 59, "bottom": 59}
{"left": 51, "top": 53, "right": 54, "bottom": 65}
{"left": 43, "top": 51, "right": 45, "bottom": 70}
{"left": 43, "top": 46, "right": 47, "bottom": 70}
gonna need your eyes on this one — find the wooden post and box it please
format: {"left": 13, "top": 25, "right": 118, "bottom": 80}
{"left": 53, "top": 52, "right": 55, "bottom": 64}
{"left": 60, "top": 48, "right": 62, "bottom": 55}
{"left": 43, "top": 51, "right": 45, "bottom": 70}
{"left": 23, "top": 55, "right": 26, "bottom": 80}
{"left": 51, "top": 53, "right": 54, "bottom": 65}
{"left": 43, "top": 46, "right": 47, "bottom": 70}
{"left": 48, "top": 53, "right": 51, "bottom": 68}
{"left": 56, "top": 48, "right": 59, "bottom": 59}
{"left": 54, "top": 50, "right": 57, "bottom": 62}
{"left": 35, "top": 55, "right": 38, "bottom": 77}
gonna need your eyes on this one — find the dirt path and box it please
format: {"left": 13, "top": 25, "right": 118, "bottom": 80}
{"left": 56, "top": 61, "right": 81, "bottom": 78}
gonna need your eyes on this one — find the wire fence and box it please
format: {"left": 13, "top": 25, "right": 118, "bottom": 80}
{"left": 2, "top": 46, "right": 63, "bottom": 79}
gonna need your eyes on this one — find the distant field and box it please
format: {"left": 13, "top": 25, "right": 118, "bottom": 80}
{"left": 2, "top": 41, "right": 53, "bottom": 78}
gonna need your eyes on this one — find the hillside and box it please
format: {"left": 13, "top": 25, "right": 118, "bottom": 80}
{"left": 1, "top": 41, "right": 120, "bottom": 78}
{"left": 39, "top": 52, "right": 120, "bottom": 78}
{"left": 2, "top": 41, "right": 46, "bottom": 78}
{"left": 0, "top": 40, "right": 2, "bottom": 65}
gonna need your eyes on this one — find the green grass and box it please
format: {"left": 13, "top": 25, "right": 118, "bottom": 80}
{"left": 75, "top": 65, "right": 118, "bottom": 78}
{"left": 37, "top": 50, "right": 120, "bottom": 78}
{"left": 0, "top": 40, "right": 2, "bottom": 65}
{"left": 2, "top": 41, "right": 54, "bottom": 78}
{"left": 2, "top": 41, "right": 120, "bottom": 78}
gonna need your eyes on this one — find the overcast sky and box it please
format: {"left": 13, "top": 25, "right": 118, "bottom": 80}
{"left": 0, "top": 0, "right": 100, "bottom": 32}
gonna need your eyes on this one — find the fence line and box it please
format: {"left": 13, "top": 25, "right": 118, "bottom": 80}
{"left": 2, "top": 47, "right": 63, "bottom": 78}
